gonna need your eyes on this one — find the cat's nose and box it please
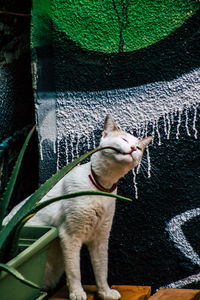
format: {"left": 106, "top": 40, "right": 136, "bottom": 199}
{"left": 130, "top": 146, "right": 137, "bottom": 153}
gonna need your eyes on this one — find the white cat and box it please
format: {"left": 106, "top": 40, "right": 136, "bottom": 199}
{"left": 4, "top": 115, "right": 152, "bottom": 300}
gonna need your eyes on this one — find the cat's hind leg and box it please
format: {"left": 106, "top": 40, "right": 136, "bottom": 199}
{"left": 42, "top": 238, "right": 65, "bottom": 290}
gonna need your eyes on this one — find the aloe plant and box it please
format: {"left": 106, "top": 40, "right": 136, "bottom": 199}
{"left": 0, "top": 126, "right": 132, "bottom": 290}
{"left": 0, "top": 125, "right": 36, "bottom": 230}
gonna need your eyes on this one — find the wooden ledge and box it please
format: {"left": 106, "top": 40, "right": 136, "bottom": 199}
{"left": 47, "top": 285, "right": 151, "bottom": 300}
{"left": 46, "top": 286, "right": 200, "bottom": 300}
{"left": 148, "top": 288, "right": 200, "bottom": 300}
{"left": 112, "top": 285, "right": 151, "bottom": 300}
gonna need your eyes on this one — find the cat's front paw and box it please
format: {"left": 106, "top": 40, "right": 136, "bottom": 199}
{"left": 69, "top": 287, "right": 87, "bottom": 300}
{"left": 98, "top": 288, "right": 121, "bottom": 300}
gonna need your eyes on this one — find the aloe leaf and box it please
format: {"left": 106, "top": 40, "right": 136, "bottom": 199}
{"left": 8, "top": 214, "right": 36, "bottom": 261}
{"left": 7, "top": 191, "right": 131, "bottom": 261}
{"left": 29, "top": 190, "right": 132, "bottom": 215}
{"left": 0, "top": 146, "right": 119, "bottom": 262}
{"left": 0, "top": 263, "right": 39, "bottom": 289}
{"left": 0, "top": 126, "right": 36, "bottom": 230}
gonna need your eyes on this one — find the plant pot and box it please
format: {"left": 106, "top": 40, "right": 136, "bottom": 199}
{"left": 0, "top": 225, "right": 58, "bottom": 300}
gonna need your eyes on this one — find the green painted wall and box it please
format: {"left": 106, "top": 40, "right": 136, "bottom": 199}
{"left": 32, "top": 0, "right": 199, "bottom": 52}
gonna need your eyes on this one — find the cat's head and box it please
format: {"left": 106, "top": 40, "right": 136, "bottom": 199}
{"left": 99, "top": 114, "right": 152, "bottom": 169}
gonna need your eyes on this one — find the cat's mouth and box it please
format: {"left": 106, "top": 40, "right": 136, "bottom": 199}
{"left": 121, "top": 146, "right": 137, "bottom": 156}
{"left": 103, "top": 147, "right": 137, "bottom": 160}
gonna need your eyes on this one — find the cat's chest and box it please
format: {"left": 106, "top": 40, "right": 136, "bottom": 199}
{"left": 60, "top": 193, "right": 116, "bottom": 242}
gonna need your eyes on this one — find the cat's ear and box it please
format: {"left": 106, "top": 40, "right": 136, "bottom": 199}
{"left": 141, "top": 136, "right": 152, "bottom": 148}
{"left": 103, "top": 114, "right": 119, "bottom": 137}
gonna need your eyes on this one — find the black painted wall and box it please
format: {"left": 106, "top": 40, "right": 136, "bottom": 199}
{"left": 32, "top": 3, "right": 200, "bottom": 291}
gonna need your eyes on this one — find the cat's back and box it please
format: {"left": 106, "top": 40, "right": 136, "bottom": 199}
{"left": 24, "top": 162, "right": 93, "bottom": 226}
{"left": 62, "top": 161, "right": 93, "bottom": 193}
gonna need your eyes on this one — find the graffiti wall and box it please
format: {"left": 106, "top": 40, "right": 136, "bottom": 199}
{"left": 31, "top": 0, "right": 200, "bottom": 291}
{"left": 0, "top": 1, "right": 38, "bottom": 205}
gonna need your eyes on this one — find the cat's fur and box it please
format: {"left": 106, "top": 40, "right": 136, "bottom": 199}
{"left": 4, "top": 115, "right": 152, "bottom": 300}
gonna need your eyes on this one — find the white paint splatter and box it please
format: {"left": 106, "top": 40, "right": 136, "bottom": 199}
{"left": 176, "top": 109, "right": 182, "bottom": 140}
{"left": 166, "top": 208, "right": 200, "bottom": 266}
{"left": 161, "top": 272, "right": 200, "bottom": 289}
{"left": 193, "top": 105, "right": 198, "bottom": 139}
{"left": 185, "top": 109, "right": 191, "bottom": 137}
{"left": 55, "top": 70, "right": 199, "bottom": 147}
{"left": 163, "top": 113, "right": 167, "bottom": 136}
{"left": 146, "top": 146, "right": 151, "bottom": 178}
{"left": 65, "top": 137, "right": 69, "bottom": 165}
{"left": 166, "top": 113, "right": 171, "bottom": 140}
{"left": 162, "top": 208, "right": 200, "bottom": 288}
{"left": 136, "top": 161, "right": 141, "bottom": 175}
{"left": 155, "top": 119, "right": 161, "bottom": 146}
{"left": 35, "top": 69, "right": 200, "bottom": 188}
{"left": 132, "top": 169, "right": 138, "bottom": 199}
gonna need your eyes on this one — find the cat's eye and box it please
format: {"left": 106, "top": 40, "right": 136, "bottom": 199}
{"left": 121, "top": 137, "right": 129, "bottom": 143}
{"left": 137, "top": 146, "right": 142, "bottom": 151}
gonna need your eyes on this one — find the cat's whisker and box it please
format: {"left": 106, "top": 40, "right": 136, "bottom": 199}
{"left": 135, "top": 160, "right": 147, "bottom": 177}
{"left": 136, "top": 165, "right": 146, "bottom": 177}
{"left": 138, "top": 159, "right": 152, "bottom": 178}
{"left": 142, "top": 160, "right": 160, "bottom": 182}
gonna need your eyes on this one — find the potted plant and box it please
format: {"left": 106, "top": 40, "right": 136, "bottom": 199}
{"left": 0, "top": 126, "right": 131, "bottom": 300}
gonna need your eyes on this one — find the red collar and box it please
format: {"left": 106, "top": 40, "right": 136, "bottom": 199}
{"left": 89, "top": 167, "right": 118, "bottom": 193}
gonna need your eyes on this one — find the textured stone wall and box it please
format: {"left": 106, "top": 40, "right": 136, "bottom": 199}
{"left": 32, "top": 1, "right": 200, "bottom": 291}
{"left": 0, "top": 1, "right": 38, "bottom": 206}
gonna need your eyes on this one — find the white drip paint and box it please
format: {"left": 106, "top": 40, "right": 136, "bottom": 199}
{"left": 70, "top": 136, "right": 74, "bottom": 161}
{"left": 56, "top": 138, "right": 60, "bottom": 170}
{"left": 193, "top": 105, "right": 198, "bottom": 139}
{"left": 163, "top": 113, "right": 167, "bottom": 136}
{"left": 132, "top": 169, "right": 138, "bottom": 199}
{"left": 146, "top": 146, "right": 151, "bottom": 178}
{"left": 155, "top": 119, "right": 162, "bottom": 146}
{"left": 92, "top": 131, "right": 96, "bottom": 149}
{"left": 65, "top": 140, "right": 69, "bottom": 165}
{"left": 75, "top": 134, "right": 80, "bottom": 159}
{"left": 36, "top": 70, "right": 200, "bottom": 197}
{"left": 39, "top": 140, "right": 44, "bottom": 161}
{"left": 166, "top": 113, "right": 171, "bottom": 140}
{"left": 171, "top": 110, "right": 175, "bottom": 124}
{"left": 136, "top": 162, "right": 141, "bottom": 175}
{"left": 55, "top": 104, "right": 198, "bottom": 195}
{"left": 38, "top": 103, "right": 199, "bottom": 196}
{"left": 185, "top": 109, "right": 191, "bottom": 137}
{"left": 151, "top": 121, "right": 155, "bottom": 145}
{"left": 176, "top": 109, "right": 182, "bottom": 139}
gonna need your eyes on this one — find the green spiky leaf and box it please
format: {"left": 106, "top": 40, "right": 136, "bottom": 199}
{"left": 0, "top": 146, "right": 120, "bottom": 262}
{"left": 8, "top": 191, "right": 131, "bottom": 261}
{"left": 0, "top": 263, "right": 39, "bottom": 289}
{"left": 29, "top": 190, "right": 132, "bottom": 214}
{"left": 0, "top": 126, "right": 36, "bottom": 230}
